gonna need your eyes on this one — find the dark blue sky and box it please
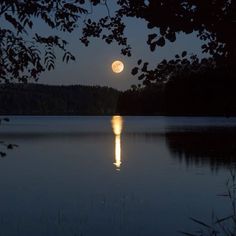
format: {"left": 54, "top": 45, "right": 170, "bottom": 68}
{"left": 4, "top": 2, "right": 205, "bottom": 91}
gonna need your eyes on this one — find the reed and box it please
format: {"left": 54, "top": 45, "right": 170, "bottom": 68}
{"left": 180, "top": 169, "right": 236, "bottom": 236}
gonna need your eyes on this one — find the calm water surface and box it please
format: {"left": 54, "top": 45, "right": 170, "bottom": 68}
{"left": 0, "top": 116, "right": 236, "bottom": 236}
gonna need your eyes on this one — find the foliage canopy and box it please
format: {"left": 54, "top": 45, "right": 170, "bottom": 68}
{"left": 0, "top": 0, "right": 235, "bottom": 83}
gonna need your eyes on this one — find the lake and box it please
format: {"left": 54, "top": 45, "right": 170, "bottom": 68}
{"left": 0, "top": 116, "right": 236, "bottom": 236}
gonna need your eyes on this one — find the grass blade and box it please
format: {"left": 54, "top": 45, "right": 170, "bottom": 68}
{"left": 189, "top": 217, "right": 211, "bottom": 228}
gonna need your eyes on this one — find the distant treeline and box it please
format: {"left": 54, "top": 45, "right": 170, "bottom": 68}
{"left": 0, "top": 84, "right": 120, "bottom": 115}
{"left": 117, "top": 66, "right": 236, "bottom": 116}
{"left": 0, "top": 65, "right": 236, "bottom": 116}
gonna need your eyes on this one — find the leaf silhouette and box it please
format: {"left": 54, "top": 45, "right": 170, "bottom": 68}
{"left": 131, "top": 67, "right": 139, "bottom": 75}
{"left": 182, "top": 51, "right": 187, "bottom": 57}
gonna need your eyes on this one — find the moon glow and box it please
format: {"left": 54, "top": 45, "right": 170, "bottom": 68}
{"left": 112, "top": 60, "right": 124, "bottom": 74}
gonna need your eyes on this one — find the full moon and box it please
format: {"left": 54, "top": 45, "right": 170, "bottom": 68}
{"left": 112, "top": 60, "right": 124, "bottom": 74}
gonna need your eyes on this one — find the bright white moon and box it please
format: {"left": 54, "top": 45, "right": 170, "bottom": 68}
{"left": 112, "top": 60, "right": 124, "bottom": 74}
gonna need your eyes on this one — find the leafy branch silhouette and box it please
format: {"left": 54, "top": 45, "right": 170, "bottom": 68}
{"left": 0, "top": 118, "right": 18, "bottom": 158}
{"left": 1, "top": 0, "right": 235, "bottom": 83}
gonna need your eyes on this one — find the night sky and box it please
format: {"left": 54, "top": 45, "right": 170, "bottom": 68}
{"left": 31, "top": 3, "right": 204, "bottom": 90}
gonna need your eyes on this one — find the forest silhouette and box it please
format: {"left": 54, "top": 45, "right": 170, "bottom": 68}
{"left": 0, "top": 84, "right": 119, "bottom": 115}
{"left": 1, "top": 1, "right": 235, "bottom": 116}
{"left": 118, "top": 60, "right": 236, "bottom": 116}
{"left": 0, "top": 57, "right": 235, "bottom": 116}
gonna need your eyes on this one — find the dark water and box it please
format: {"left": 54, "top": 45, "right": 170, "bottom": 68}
{"left": 0, "top": 116, "right": 236, "bottom": 236}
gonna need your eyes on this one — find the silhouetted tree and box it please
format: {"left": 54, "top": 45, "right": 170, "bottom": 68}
{"left": 117, "top": 56, "right": 236, "bottom": 115}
